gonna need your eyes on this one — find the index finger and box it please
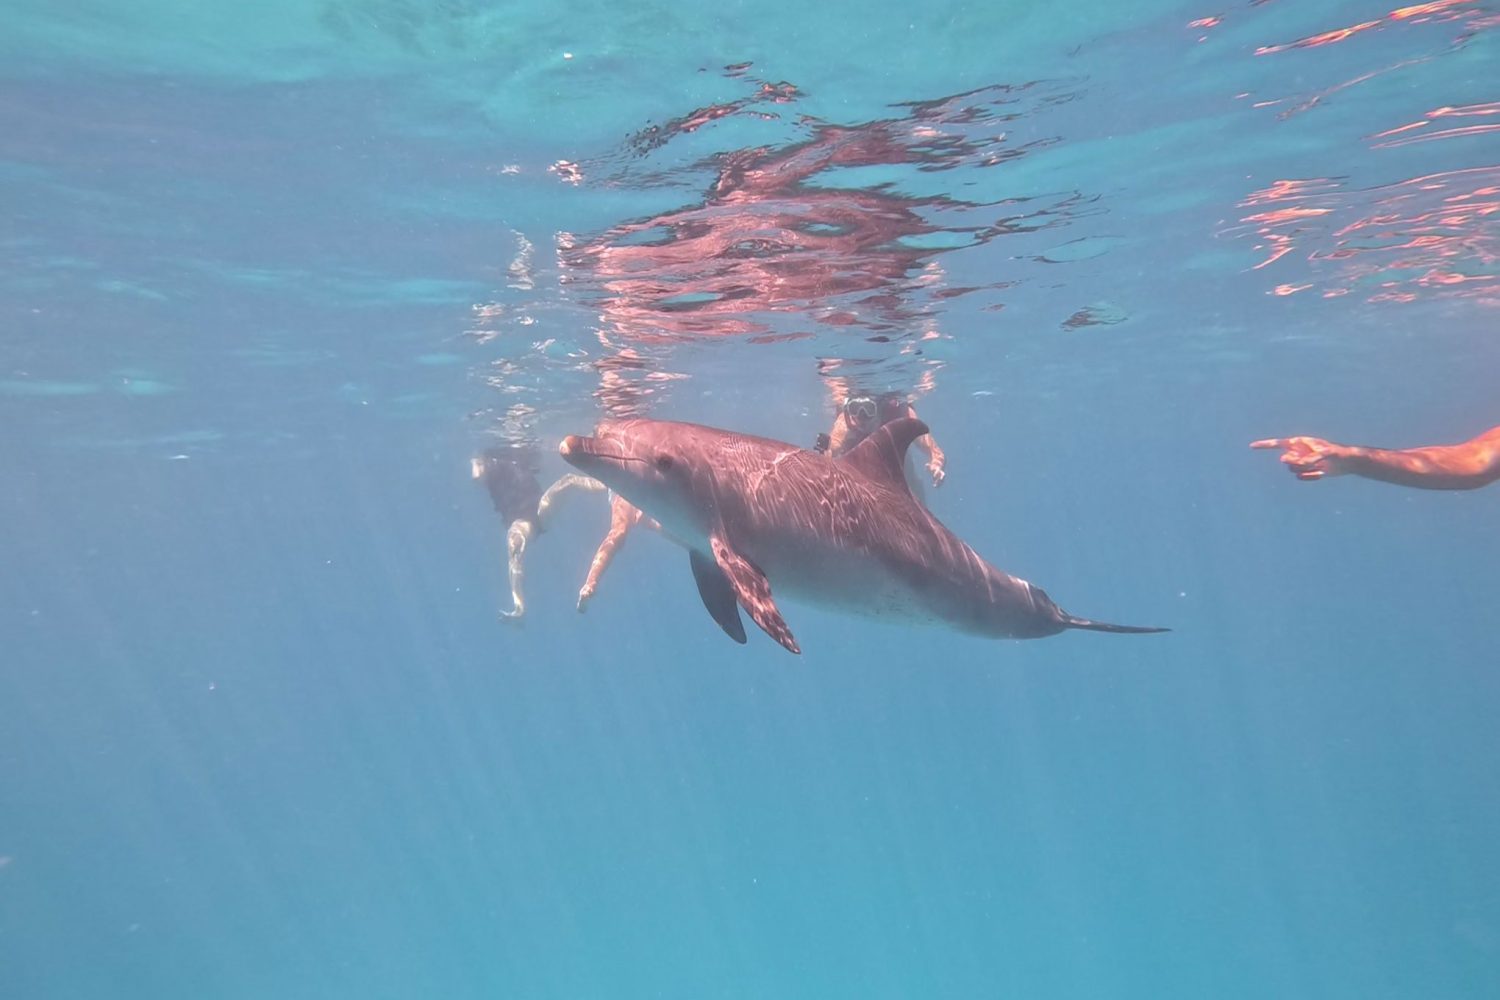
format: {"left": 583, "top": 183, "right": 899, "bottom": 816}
{"left": 1249, "top": 438, "right": 1288, "bottom": 450}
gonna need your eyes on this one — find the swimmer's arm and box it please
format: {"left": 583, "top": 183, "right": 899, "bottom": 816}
{"left": 1342, "top": 426, "right": 1500, "bottom": 490}
{"left": 1253, "top": 426, "right": 1500, "bottom": 490}
{"left": 825, "top": 413, "right": 853, "bottom": 456}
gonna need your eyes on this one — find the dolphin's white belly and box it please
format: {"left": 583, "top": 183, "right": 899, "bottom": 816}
{"left": 740, "top": 536, "right": 947, "bottom": 627}
{"left": 661, "top": 512, "right": 941, "bottom": 625}
{"left": 650, "top": 480, "right": 962, "bottom": 630}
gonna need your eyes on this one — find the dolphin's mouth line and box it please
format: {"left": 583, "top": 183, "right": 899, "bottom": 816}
{"left": 565, "top": 436, "right": 646, "bottom": 466}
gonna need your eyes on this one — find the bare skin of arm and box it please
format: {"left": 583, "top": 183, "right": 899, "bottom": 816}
{"left": 1250, "top": 425, "right": 1500, "bottom": 490}
{"left": 826, "top": 412, "right": 854, "bottom": 456}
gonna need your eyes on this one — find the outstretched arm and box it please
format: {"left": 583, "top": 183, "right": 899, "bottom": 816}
{"left": 577, "top": 495, "right": 656, "bottom": 612}
{"left": 1251, "top": 426, "right": 1500, "bottom": 490}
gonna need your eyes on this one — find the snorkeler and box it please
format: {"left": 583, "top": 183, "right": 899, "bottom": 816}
{"left": 474, "top": 444, "right": 664, "bottom": 618}
{"left": 472, "top": 445, "right": 609, "bottom": 620}
{"left": 821, "top": 386, "right": 946, "bottom": 493}
{"left": 1250, "top": 424, "right": 1500, "bottom": 490}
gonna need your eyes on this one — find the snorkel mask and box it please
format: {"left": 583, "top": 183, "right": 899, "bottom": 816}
{"left": 844, "top": 395, "right": 879, "bottom": 431}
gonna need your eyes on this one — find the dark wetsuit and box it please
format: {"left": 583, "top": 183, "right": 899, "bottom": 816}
{"left": 477, "top": 445, "right": 544, "bottom": 532}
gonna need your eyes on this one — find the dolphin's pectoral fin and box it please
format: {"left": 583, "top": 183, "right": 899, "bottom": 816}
{"left": 709, "top": 534, "right": 801, "bottom": 655}
{"left": 689, "top": 549, "right": 747, "bottom": 645}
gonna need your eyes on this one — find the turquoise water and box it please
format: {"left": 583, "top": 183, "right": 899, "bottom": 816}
{"left": 3, "top": 1, "right": 1499, "bottom": 996}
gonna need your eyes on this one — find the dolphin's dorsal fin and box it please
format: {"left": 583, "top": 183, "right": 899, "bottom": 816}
{"left": 838, "top": 417, "right": 929, "bottom": 492}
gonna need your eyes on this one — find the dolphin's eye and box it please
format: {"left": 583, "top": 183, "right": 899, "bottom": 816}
{"left": 654, "top": 454, "right": 675, "bottom": 473}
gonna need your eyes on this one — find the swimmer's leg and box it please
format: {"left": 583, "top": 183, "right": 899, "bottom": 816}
{"left": 577, "top": 495, "right": 646, "bottom": 613}
{"left": 536, "top": 473, "right": 607, "bottom": 527}
{"left": 498, "top": 519, "right": 536, "bottom": 622}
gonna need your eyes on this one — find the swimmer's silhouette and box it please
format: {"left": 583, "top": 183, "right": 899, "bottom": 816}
{"left": 472, "top": 445, "right": 547, "bottom": 620}
{"left": 473, "top": 445, "right": 661, "bottom": 618}
{"left": 1251, "top": 425, "right": 1500, "bottom": 490}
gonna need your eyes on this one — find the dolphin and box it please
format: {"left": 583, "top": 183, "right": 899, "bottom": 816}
{"left": 558, "top": 417, "right": 1167, "bottom": 654}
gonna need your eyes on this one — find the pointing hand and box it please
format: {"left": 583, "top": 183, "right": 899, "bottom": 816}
{"left": 1250, "top": 436, "right": 1353, "bottom": 481}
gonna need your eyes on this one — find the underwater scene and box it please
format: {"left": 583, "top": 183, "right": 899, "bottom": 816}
{"left": 3, "top": 1, "right": 1499, "bottom": 996}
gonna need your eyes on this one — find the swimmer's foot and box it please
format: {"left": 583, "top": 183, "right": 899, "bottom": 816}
{"left": 498, "top": 605, "right": 525, "bottom": 624}
{"left": 576, "top": 585, "right": 595, "bottom": 614}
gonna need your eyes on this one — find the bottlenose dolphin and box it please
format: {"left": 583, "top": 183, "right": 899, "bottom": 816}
{"left": 558, "top": 417, "right": 1168, "bottom": 654}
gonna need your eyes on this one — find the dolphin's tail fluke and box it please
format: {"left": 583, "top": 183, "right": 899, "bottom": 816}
{"left": 1061, "top": 615, "right": 1171, "bottom": 635}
